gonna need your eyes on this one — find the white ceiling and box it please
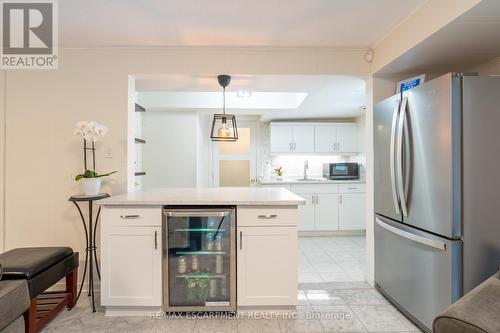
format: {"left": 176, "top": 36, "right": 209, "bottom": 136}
{"left": 136, "top": 75, "right": 366, "bottom": 120}
{"left": 58, "top": 0, "right": 425, "bottom": 48}
{"left": 376, "top": 0, "right": 500, "bottom": 77}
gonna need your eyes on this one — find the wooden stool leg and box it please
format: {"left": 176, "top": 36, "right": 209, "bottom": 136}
{"left": 23, "top": 298, "right": 37, "bottom": 333}
{"left": 66, "top": 268, "right": 78, "bottom": 309}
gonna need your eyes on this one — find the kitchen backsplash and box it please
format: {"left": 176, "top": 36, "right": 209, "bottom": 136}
{"left": 257, "top": 121, "right": 366, "bottom": 181}
{"left": 262, "top": 154, "right": 366, "bottom": 180}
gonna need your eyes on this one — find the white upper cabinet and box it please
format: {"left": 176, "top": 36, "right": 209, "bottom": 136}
{"left": 270, "top": 122, "right": 358, "bottom": 154}
{"left": 314, "top": 125, "right": 337, "bottom": 153}
{"left": 292, "top": 125, "right": 315, "bottom": 153}
{"left": 270, "top": 124, "right": 314, "bottom": 153}
{"left": 270, "top": 124, "right": 293, "bottom": 153}
{"left": 337, "top": 125, "right": 358, "bottom": 153}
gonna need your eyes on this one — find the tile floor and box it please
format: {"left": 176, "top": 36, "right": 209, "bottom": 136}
{"left": 298, "top": 236, "right": 367, "bottom": 284}
{"left": 41, "top": 236, "right": 422, "bottom": 332}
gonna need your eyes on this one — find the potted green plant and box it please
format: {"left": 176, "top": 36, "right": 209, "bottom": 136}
{"left": 74, "top": 121, "right": 116, "bottom": 195}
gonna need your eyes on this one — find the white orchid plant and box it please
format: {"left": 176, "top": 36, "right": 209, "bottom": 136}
{"left": 73, "top": 121, "right": 116, "bottom": 181}
{"left": 73, "top": 121, "right": 109, "bottom": 142}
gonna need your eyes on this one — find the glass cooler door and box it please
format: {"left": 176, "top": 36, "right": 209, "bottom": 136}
{"left": 163, "top": 208, "right": 236, "bottom": 311}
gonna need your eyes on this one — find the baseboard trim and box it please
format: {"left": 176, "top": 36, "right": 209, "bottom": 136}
{"left": 104, "top": 306, "right": 162, "bottom": 317}
{"left": 299, "top": 230, "right": 366, "bottom": 237}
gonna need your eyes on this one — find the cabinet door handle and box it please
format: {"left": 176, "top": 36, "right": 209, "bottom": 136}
{"left": 240, "top": 231, "right": 243, "bottom": 250}
{"left": 154, "top": 230, "right": 158, "bottom": 249}
{"left": 120, "top": 214, "right": 140, "bottom": 219}
{"left": 340, "top": 195, "right": 342, "bottom": 204}
{"left": 258, "top": 214, "right": 277, "bottom": 219}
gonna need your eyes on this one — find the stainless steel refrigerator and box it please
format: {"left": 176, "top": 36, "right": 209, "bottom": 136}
{"left": 374, "top": 73, "right": 500, "bottom": 332}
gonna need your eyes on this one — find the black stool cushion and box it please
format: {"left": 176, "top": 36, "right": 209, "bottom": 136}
{"left": 0, "top": 247, "right": 78, "bottom": 298}
{"left": 0, "top": 247, "right": 73, "bottom": 279}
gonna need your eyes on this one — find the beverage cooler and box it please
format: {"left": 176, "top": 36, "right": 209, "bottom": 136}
{"left": 162, "top": 207, "right": 236, "bottom": 312}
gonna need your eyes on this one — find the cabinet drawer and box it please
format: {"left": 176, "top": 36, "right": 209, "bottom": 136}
{"left": 237, "top": 207, "right": 298, "bottom": 227}
{"left": 292, "top": 184, "right": 339, "bottom": 194}
{"left": 339, "top": 183, "right": 365, "bottom": 193}
{"left": 101, "top": 206, "right": 162, "bottom": 227}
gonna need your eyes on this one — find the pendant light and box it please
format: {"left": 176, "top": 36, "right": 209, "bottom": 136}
{"left": 210, "top": 74, "right": 238, "bottom": 141}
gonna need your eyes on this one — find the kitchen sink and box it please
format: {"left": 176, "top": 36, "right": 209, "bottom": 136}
{"left": 295, "top": 178, "right": 326, "bottom": 182}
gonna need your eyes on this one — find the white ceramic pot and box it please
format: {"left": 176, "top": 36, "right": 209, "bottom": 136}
{"left": 82, "top": 178, "right": 102, "bottom": 196}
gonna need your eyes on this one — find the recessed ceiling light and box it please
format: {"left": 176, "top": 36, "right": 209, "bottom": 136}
{"left": 237, "top": 90, "right": 252, "bottom": 98}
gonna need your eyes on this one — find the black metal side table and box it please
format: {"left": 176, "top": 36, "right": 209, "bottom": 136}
{"left": 69, "top": 193, "right": 110, "bottom": 312}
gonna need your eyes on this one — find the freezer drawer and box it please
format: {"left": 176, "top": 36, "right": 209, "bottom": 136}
{"left": 374, "top": 216, "right": 461, "bottom": 332}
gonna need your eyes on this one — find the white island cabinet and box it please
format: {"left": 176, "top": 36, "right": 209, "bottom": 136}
{"left": 237, "top": 207, "right": 298, "bottom": 307}
{"left": 98, "top": 187, "right": 304, "bottom": 316}
{"left": 100, "top": 207, "right": 163, "bottom": 308}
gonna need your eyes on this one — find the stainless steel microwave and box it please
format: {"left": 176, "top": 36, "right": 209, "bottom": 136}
{"left": 323, "top": 163, "right": 359, "bottom": 180}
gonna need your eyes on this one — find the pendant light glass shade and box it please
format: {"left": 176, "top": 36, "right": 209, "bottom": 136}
{"left": 210, "top": 75, "right": 238, "bottom": 141}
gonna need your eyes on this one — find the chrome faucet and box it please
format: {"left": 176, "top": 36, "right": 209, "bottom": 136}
{"left": 303, "top": 160, "right": 309, "bottom": 180}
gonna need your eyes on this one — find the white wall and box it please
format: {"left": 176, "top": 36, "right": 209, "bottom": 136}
{"left": 0, "top": 71, "right": 5, "bottom": 252}
{"left": 469, "top": 56, "right": 500, "bottom": 75}
{"left": 2, "top": 47, "right": 369, "bottom": 272}
{"left": 356, "top": 115, "right": 366, "bottom": 154}
{"left": 372, "top": 0, "right": 481, "bottom": 74}
{"left": 196, "top": 113, "right": 211, "bottom": 188}
{"left": 141, "top": 110, "right": 198, "bottom": 189}
{"left": 364, "top": 77, "right": 396, "bottom": 285}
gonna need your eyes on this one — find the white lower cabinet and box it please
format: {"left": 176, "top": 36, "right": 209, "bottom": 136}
{"left": 237, "top": 226, "right": 298, "bottom": 306}
{"left": 339, "top": 193, "right": 366, "bottom": 230}
{"left": 315, "top": 194, "right": 340, "bottom": 231}
{"left": 296, "top": 193, "right": 315, "bottom": 231}
{"left": 291, "top": 183, "right": 365, "bottom": 231}
{"left": 101, "top": 226, "right": 162, "bottom": 306}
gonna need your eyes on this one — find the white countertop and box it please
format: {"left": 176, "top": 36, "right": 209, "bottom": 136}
{"left": 259, "top": 178, "right": 366, "bottom": 185}
{"left": 99, "top": 187, "right": 306, "bottom": 206}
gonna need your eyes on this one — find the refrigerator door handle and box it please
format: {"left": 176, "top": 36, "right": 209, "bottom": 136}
{"left": 376, "top": 218, "right": 446, "bottom": 251}
{"left": 390, "top": 99, "right": 401, "bottom": 214}
{"left": 397, "top": 97, "right": 409, "bottom": 217}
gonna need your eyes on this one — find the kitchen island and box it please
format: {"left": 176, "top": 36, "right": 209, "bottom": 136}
{"left": 98, "top": 187, "right": 304, "bottom": 316}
